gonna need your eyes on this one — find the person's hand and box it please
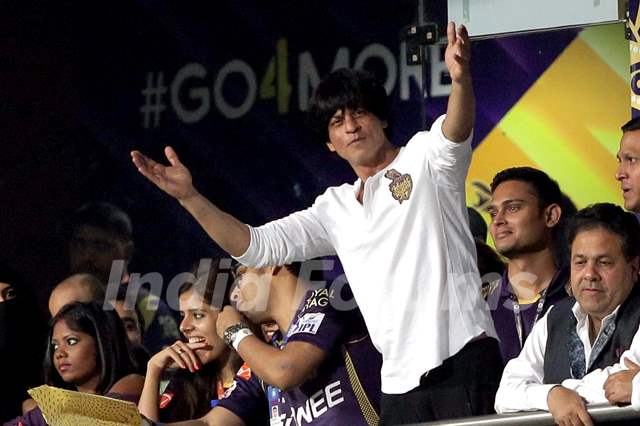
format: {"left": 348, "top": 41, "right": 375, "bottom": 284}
{"left": 216, "top": 306, "right": 247, "bottom": 339}
{"left": 444, "top": 22, "right": 471, "bottom": 84}
{"left": 131, "top": 146, "right": 198, "bottom": 202}
{"left": 147, "top": 339, "right": 207, "bottom": 374}
{"left": 604, "top": 359, "right": 640, "bottom": 405}
{"left": 547, "top": 386, "right": 593, "bottom": 426}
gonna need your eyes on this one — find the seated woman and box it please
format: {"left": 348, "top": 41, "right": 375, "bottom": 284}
{"left": 6, "top": 301, "right": 144, "bottom": 425}
{"left": 138, "top": 261, "right": 245, "bottom": 422}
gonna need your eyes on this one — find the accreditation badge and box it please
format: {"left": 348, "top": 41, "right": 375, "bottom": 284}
{"left": 268, "top": 385, "right": 283, "bottom": 426}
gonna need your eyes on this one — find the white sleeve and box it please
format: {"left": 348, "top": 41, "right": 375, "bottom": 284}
{"left": 632, "top": 372, "right": 640, "bottom": 410}
{"left": 233, "top": 202, "right": 336, "bottom": 268}
{"left": 494, "top": 308, "right": 557, "bottom": 413}
{"left": 562, "top": 323, "right": 640, "bottom": 407}
{"left": 421, "top": 114, "right": 473, "bottom": 187}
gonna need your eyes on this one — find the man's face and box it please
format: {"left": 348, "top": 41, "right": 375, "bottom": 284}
{"left": 570, "top": 227, "right": 638, "bottom": 321}
{"left": 69, "top": 226, "right": 131, "bottom": 283}
{"left": 326, "top": 108, "right": 388, "bottom": 169}
{"left": 616, "top": 130, "right": 640, "bottom": 212}
{"left": 230, "top": 266, "right": 273, "bottom": 324}
{"left": 114, "top": 301, "right": 143, "bottom": 347}
{"left": 488, "top": 180, "right": 556, "bottom": 259}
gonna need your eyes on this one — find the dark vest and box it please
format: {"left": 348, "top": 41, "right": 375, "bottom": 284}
{"left": 543, "top": 284, "right": 640, "bottom": 384}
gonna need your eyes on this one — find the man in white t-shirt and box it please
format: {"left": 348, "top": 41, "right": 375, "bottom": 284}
{"left": 131, "top": 22, "right": 500, "bottom": 424}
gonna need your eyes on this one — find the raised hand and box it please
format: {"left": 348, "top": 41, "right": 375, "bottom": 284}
{"left": 131, "top": 146, "right": 197, "bottom": 202}
{"left": 147, "top": 339, "right": 207, "bottom": 374}
{"left": 445, "top": 22, "right": 471, "bottom": 84}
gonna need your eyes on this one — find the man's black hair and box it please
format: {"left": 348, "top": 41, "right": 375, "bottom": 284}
{"left": 71, "top": 202, "right": 133, "bottom": 241}
{"left": 621, "top": 116, "right": 640, "bottom": 133}
{"left": 490, "top": 167, "right": 562, "bottom": 210}
{"left": 309, "top": 68, "right": 389, "bottom": 144}
{"left": 568, "top": 203, "right": 640, "bottom": 260}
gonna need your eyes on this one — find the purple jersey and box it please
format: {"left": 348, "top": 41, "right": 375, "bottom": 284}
{"left": 488, "top": 267, "right": 569, "bottom": 364}
{"left": 218, "top": 285, "right": 382, "bottom": 425}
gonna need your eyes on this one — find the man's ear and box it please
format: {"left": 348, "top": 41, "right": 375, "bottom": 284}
{"left": 382, "top": 120, "right": 388, "bottom": 129}
{"left": 326, "top": 141, "right": 336, "bottom": 152}
{"left": 631, "top": 256, "right": 640, "bottom": 277}
{"left": 544, "top": 204, "right": 562, "bottom": 228}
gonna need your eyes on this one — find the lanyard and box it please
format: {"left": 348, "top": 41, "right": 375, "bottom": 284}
{"left": 511, "top": 287, "right": 548, "bottom": 349}
{"left": 267, "top": 331, "right": 288, "bottom": 426}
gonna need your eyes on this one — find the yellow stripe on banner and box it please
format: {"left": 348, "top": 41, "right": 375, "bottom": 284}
{"left": 467, "top": 128, "right": 540, "bottom": 212}
{"left": 467, "top": 24, "right": 628, "bottom": 213}
{"left": 579, "top": 24, "right": 628, "bottom": 82}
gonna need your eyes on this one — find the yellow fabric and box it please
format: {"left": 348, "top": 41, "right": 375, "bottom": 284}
{"left": 517, "top": 293, "right": 542, "bottom": 305}
{"left": 28, "top": 385, "right": 141, "bottom": 426}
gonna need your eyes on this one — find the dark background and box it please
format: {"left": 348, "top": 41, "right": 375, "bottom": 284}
{"left": 1, "top": 1, "right": 577, "bottom": 310}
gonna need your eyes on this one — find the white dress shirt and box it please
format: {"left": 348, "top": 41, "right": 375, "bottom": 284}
{"left": 495, "top": 302, "right": 624, "bottom": 413}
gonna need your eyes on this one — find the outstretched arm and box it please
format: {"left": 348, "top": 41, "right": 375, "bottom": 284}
{"left": 442, "top": 22, "right": 475, "bottom": 143}
{"left": 131, "top": 147, "right": 250, "bottom": 257}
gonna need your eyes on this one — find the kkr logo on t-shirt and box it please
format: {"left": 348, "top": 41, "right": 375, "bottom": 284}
{"left": 384, "top": 169, "right": 413, "bottom": 204}
{"left": 288, "top": 313, "right": 325, "bottom": 336}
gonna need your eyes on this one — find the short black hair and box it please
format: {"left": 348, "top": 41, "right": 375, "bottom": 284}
{"left": 230, "top": 260, "right": 327, "bottom": 286}
{"left": 621, "top": 116, "right": 640, "bottom": 133}
{"left": 44, "top": 301, "right": 136, "bottom": 394}
{"left": 490, "top": 167, "right": 562, "bottom": 210}
{"left": 285, "top": 261, "right": 326, "bottom": 284}
{"left": 309, "top": 68, "right": 389, "bottom": 144}
{"left": 71, "top": 202, "right": 133, "bottom": 241}
{"left": 568, "top": 203, "right": 640, "bottom": 260}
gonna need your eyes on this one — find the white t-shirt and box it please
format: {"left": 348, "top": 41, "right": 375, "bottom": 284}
{"left": 235, "top": 115, "right": 497, "bottom": 394}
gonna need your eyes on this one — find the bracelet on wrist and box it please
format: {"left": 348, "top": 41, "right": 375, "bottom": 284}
{"left": 223, "top": 323, "right": 253, "bottom": 350}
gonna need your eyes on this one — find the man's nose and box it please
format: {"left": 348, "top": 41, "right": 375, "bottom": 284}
{"left": 344, "top": 114, "right": 360, "bottom": 133}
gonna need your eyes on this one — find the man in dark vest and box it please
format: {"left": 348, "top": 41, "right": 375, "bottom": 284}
{"left": 495, "top": 203, "right": 640, "bottom": 426}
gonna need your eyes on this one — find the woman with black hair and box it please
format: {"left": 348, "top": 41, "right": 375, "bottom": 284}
{"left": 138, "top": 260, "right": 246, "bottom": 422}
{"left": 6, "top": 301, "right": 145, "bottom": 425}
{"left": 0, "top": 264, "right": 47, "bottom": 423}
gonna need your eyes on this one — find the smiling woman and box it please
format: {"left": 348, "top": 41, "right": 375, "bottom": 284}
{"left": 137, "top": 258, "right": 247, "bottom": 423}
{"left": 5, "top": 302, "right": 144, "bottom": 426}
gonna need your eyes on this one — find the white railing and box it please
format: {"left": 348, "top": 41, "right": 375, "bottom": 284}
{"left": 412, "top": 404, "right": 639, "bottom": 425}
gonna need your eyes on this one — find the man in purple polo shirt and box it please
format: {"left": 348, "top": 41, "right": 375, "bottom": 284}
{"left": 486, "top": 167, "right": 569, "bottom": 363}
{"left": 158, "top": 261, "right": 381, "bottom": 426}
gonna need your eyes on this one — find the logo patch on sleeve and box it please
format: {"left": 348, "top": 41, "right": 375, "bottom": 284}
{"left": 288, "top": 313, "right": 325, "bottom": 336}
